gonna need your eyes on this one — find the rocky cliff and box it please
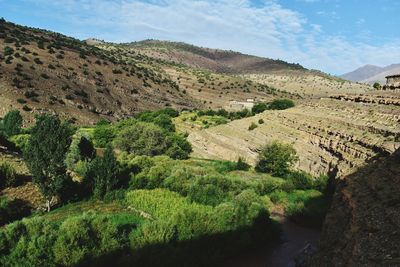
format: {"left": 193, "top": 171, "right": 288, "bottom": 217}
{"left": 309, "top": 148, "right": 400, "bottom": 266}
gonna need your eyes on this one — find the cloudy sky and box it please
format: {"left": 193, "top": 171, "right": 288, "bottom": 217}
{"left": 1, "top": 0, "right": 399, "bottom": 74}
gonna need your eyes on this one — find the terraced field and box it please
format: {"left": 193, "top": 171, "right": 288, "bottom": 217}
{"left": 187, "top": 91, "right": 400, "bottom": 177}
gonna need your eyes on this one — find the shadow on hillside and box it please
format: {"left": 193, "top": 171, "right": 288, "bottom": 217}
{"left": 306, "top": 148, "right": 400, "bottom": 266}
{"left": 0, "top": 198, "right": 31, "bottom": 226}
{"left": 88, "top": 212, "right": 281, "bottom": 267}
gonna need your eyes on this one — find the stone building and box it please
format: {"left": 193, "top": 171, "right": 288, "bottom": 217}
{"left": 383, "top": 74, "right": 400, "bottom": 90}
{"left": 228, "top": 99, "right": 255, "bottom": 111}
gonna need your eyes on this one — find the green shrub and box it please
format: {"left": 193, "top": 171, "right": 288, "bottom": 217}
{"left": 93, "top": 124, "right": 115, "bottom": 147}
{"left": 272, "top": 190, "right": 329, "bottom": 227}
{"left": 130, "top": 156, "right": 172, "bottom": 189}
{"left": 3, "top": 46, "right": 14, "bottom": 56}
{"left": 1, "top": 110, "right": 22, "bottom": 136}
{"left": 236, "top": 157, "right": 250, "bottom": 171}
{"left": 114, "top": 122, "right": 168, "bottom": 156}
{"left": 187, "top": 175, "right": 231, "bottom": 206}
{"left": 65, "top": 132, "right": 95, "bottom": 172}
{"left": 248, "top": 122, "right": 258, "bottom": 131}
{"left": 256, "top": 141, "right": 298, "bottom": 177}
{"left": 86, "top": 145, "right": 119, "bottom": 199}
{"left": 0, "top": 197, "right": 31, "bottom": 226}
{"left": 286, "top": 171, "right": 314, "bottom": 190}
{"left": 53, "top": 213, "right": 121, "bottom": 266}
{"left": 8, "top": 134, "right": 30, "bottom": 151}
{"left": 268, "top": 99, "right": 295, "bottom": 110}
{"left": 252, "top": 103, "right": 268, "bottom": 114}
{"left": 0, "top": 162, "right": 17, "bottom": 189}
{"left": 114, "top": 122, "right": 191, "bottom": 159}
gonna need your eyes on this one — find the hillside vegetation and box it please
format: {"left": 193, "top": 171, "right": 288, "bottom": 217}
{"left": 0, "top": 107, "right": 330, "bottom": 266}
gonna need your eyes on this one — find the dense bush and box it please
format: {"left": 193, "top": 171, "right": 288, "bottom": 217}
{"left": 114, "top": 122, "right": 167, "bottom": 156}
{"left": 65, "top": 132, "right": 95, "bottom": 174}
{"left": 248, "top": 122, "right": 258, "bottom": 131}
{"left": 114, "top": 121, "right": 191, "bottom": 159}
{"left": 8, "top": 134, "right": 30, "bottom": 151}
{"left": 269, "top": 189, "right": 329, "bottom": 227}
{"left": 0, "top": 197, "right": 31, "bottom": 226}
{"left": 85, "top": 145, "right": 119, "bottom": 199}
{"left": 0, "top": 162, "right": 17, "bottom": 189}
{"left": 268, "top": 99, "right": 295, "bottom": 110}
{"left": 0, "top": 110, "right": 22, "bottom": 136}
{"left": 252, "top": 103, "right": 269, "bottom": 114}
{"left": 93, "top": 124, "right": 116, "bottom": 147}
{"left": 3, "top": 46, "right": 14, "bottom": 56}
{"left": 0, "top": 213, "right": 129, "bottom": 266}
{"left": 256, "top": 141, "right": 298, "bottom": 177}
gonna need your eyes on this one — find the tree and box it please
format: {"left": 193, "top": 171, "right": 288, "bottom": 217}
{"left": 3, "top": 46, "right": 14, "bottom": 56}
{"left": 24, "top": 115, "right": 74, "bottom": 211}
{"left": 1, "top": 110, "right": 22, "bottom": 136}
{"left": 256, "top": 141, "right": 298, "bottom": 177}
{"left": 373, "top": 82, "right": 381, "bottom": 90}
{"left": 65, "top": 133, "right": 95, "bottom": 172}
{"left": 86, "top": 145, "right": 119, "bottom": 199}
{"left": 252, "top": 103, "right": 268, "bottom": 114}
{"left": 268, "top": 99, "right": 295, "bottom": 110}
{"left": 113, "top": 122, "right": 168, "bottom": 156}
{"left": 114, "top": 121, "right": 192, "bottom": 159}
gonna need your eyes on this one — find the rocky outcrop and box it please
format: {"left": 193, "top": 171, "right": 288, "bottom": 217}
{"left": 309, "top": 149, "right": 400, "bottom": 266}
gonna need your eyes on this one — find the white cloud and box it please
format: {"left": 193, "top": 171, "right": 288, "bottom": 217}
{"left": 22, "top": 0, "right": 400, "bottom": 74}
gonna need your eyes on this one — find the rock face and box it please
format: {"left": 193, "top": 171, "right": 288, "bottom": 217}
{"left": 187, "top": 95, "right": 400, "bottom": 177}
{"left": 309, "top": 148, "right": 400, "bottom": 266}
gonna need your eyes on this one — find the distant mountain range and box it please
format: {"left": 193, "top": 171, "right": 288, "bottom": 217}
{"left": 341, "top": 64, "right": 400, "bottom": 84}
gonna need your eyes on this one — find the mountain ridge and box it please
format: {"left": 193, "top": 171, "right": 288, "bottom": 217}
{"left": 341, "top": 63, "right": 400, "bottom": 84}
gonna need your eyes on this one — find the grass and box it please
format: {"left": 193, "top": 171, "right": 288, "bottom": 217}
{"left": 174, "top": 111, "right": 229, "bottom": 131}
{"left": 269, "top": 189, "right": 330, "bottom": 227}
{"left": 42, "top": 199, "right": 140, "bottom": 223}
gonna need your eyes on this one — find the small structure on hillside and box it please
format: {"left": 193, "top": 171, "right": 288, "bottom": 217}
{"left": 229, "top": 99, "right": 255, "bottom": 111}
{"left": 383, "top": 74, "right": 400, "bottom": 90}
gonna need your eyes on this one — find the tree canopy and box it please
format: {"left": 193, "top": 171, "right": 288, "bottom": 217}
{"left": 256, "top": 141, "right": 298, "bottom": 177}
{"left": 24, "top": 114, "right": 74, "bottom": 211}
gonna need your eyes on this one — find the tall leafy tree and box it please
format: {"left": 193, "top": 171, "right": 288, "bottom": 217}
{"left": 24, "top": 115, "right": 74, "bottom": 211}
{"left": 2, "top": 110, "right": 22, "bottom": 136}
{"left": 87, "top": 144, "right": 119, "bottom": 199}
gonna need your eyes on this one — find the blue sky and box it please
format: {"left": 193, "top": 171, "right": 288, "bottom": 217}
{"left": 1, "top": 0, "right": 399, "bottom": 74}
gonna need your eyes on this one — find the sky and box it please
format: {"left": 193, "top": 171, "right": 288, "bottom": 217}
{"left": 0, "top": 0, "right": 399, "bottom": 74}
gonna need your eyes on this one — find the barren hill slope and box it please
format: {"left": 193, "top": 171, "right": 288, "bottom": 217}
{"left": 123, "top": 40, "right": 372, "bottom": 97}
{"left": 0, "top": 19, "right": 199, "bottom": 124}
{"left": 124, "top": 40, "right": 305, "bottom": 74}
{"left": 0, "top": 20, "right": 296, "bottom": 124}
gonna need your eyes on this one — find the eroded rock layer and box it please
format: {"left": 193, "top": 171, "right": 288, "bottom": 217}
{"left": 187, "top": 95, "right": 400, "bottom": 177}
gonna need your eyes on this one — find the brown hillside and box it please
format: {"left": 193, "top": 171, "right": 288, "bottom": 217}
{"left": 124, "top": 40, "right": 305, "bottom": 74}
{"left": 0, "top": 20, "right": 296, "bottom": 124}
